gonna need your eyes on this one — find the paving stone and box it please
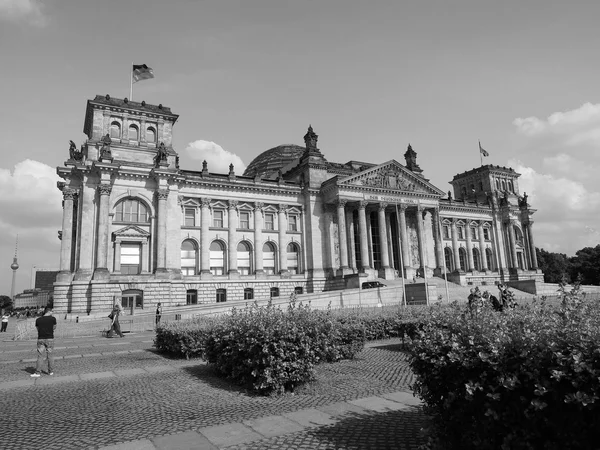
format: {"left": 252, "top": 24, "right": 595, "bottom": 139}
{"left": 85, "top": 352, "right": 104, "bottom": 357}
{"left": 22, "top": 358, "right": 36, "bottom": 363}
{"left": 153, "top": 431, "right": 218, "bottom": 450}
{"left": 80, "top": 371, "right": 115, "bottom": 380}
{"left": 348, "top": 396, "right": 409, "bottom": 413}
{"left": 37, "top": 375, "right": 80, "bottom": 385}
{"left": 283, "top": 408, "right": 338, "bottom": 427}
{"left": 98, "top": 439, "right": 157, "bottom": 450}
{"left": 201, "top": 422, "right": 263, "bottom": 447}
{"left": 144, "top": 365, "right": 175, "bottom": 373}
{"left": 114, "top": 368, "right": 147, "bottom": 377}
{"left": 63, "top": 354, "right": 83, "bottom": 359}
{"left": 243, "top": 415, "right": 306, "bottom": 438}
{"left": 316, "top": 401, "right": 367, "bottom": 417}
{"left": 0, "top": 379, "right": 34, "bottom": 390}
{"left": 381, "top": 391, "right": 422, "bottom": 407}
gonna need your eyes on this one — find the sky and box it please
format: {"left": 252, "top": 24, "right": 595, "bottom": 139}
{"left": 1, "top": 0, "right": 599, "bottom": 296}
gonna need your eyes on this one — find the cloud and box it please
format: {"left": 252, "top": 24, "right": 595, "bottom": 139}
{"left": 182, "top": 140, "right": 247, "bottom": 174}
{"left": 0, "top": 0, "right": 46, "bottom": 26}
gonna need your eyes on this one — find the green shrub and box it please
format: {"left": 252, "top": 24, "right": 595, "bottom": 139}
{"left": 408, "top": 283, "right": 600, "bottom": 450}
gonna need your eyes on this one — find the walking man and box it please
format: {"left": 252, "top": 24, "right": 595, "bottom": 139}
{"left": 1, "top": 312, "right": 8, "bottom": 332}
{"left": 155, "top": 302, "right": 162, "bottom": 325}
{"left": 31, "top": 306, "right": 57, "bottom": 377}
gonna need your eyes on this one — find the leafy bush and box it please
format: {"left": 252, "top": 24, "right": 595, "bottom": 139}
{"left": 408, "top": 283, "right": 600, "bottom": 450}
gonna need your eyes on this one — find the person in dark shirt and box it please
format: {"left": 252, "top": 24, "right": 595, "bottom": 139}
{"left": 31, "top": 306, "right": 57, "bottom": 377}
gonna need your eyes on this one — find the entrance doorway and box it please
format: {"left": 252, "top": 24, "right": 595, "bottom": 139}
{"left": 121, "top": 289, "right": 143, "bottom": 315}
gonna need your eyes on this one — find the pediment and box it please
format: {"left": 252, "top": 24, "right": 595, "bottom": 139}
{"left": 338, "top": 160, "right": 444, "bottom": 196}
{"left": 113, "top": 225, "right": 151, "bottom": 238}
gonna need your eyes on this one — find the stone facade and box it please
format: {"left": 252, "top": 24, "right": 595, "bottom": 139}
{"left": 54, "top": 95, "right": 542, "bottom": 314}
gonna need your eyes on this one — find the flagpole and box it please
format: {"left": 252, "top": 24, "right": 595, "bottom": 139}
{"left": 130, "top": 62, "right": 133, "bottom": 101}
{"left": 479, "top": 140, "right": 483, "bottom": 166}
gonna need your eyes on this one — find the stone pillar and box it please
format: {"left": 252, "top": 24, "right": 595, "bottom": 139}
{"left": 415, "top": 206, "right": 427, "bottom": 271}
{"left": 358, "top": 201, "right": 370, "bottom": 270}
{"left": 451, "top": 219, "right": 461, "bottom": 271}
{"left": 140, "top": 119, "right": 147, "bottom": 145}
{"left": 93, "top": 184, "right": 112, "bottom": 279}
{"left": 155, "top": 188, "right": 169, "bottom": 272}
{"left": 74, "top": 178, "right": 95, "bottom": 280}
{"left": 141, "top": 241, "right": 149, "bottom": 273}
{"left": 431, "top": 208, "right": 443, "bottom": 270}
{"left": 492, "top": 214, "right": 508, "bottom": 272}
{"left": 378, "top": 203, "right": 390, "bottom": 268}
{"left": 121, "top": 113, "right": 129, "bottom": 144}
{"left": 254, "top": 203, "right": 264, "bottom": 275}
{"left": 478, "top": 221, "right": 488, "bottom": 271}
{"left": 337, "top": 200, "right": 349, "bottom": 269}
{"left": 527, "top": 222, "right": 538, "bottom": 269}
{"left": 465, "top": 222, "right": 474, "bottom": 271}
{"left": 507, "top": 220, "right": 518, "bottom": 269}
{"left": 114, "top": 240, "right": 121, "bottom": 272}
{"left": 228, "top": 200, "right": 238, "bottom": 275}
{"left": 200, "top": 198, "right": 211, "bottom": 275}
{"left": 398, "top": 204, "right": 411, "bottom": 270}
{"left": 347, "top": 208, "right": 357, "bottom": 270}
{"left": 278, "top": 204, "right": 288, "bottom": 274}
{"left": 59, "top": 188, "right": 76, "bottom": 274}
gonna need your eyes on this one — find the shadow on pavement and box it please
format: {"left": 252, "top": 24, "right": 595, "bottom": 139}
{"left": 182, "top": 364, "right": 254, "bottom": 396}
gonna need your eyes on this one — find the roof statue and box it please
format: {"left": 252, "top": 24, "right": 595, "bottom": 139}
{"left": 303, "top": 124, "right": 319, "bottom": 151}
{"left": 154, "top": 142, "right": 168, "bottom": 167}
{"left": 68, "top": 140, "right": 83, "bottom": 162}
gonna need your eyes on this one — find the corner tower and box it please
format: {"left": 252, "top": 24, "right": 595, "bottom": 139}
{"left": 451, "top": 165, "right": 521, "bottom": 204}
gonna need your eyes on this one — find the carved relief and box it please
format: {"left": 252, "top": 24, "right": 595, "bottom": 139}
{"left": 63, "top": 188, "right": 77, "bottom": 201}
{"left": 97, "top": 184, "right": 112, "bottom": 196}
{"left": 345, "top": 167, "right": 418, "bottom": 191}
{"left": 156, "top": 189, "right": 169, "bottom": 200}
{"left": 200, "top": 197, "right": 211, "bottom": 208}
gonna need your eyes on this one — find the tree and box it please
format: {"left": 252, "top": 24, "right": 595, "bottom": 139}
{"left": 569, "top": 245, "right": 600, "bottom": 286}
{"left": 536, "top": 248, "right": 571, "bottom": 283}
{"left": 0, "top": 295, "right": 13, "bottom": 311}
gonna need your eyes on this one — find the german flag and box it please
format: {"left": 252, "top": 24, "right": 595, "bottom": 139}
{"left": 132, "top": 64, "right": 154, "bottom": 83}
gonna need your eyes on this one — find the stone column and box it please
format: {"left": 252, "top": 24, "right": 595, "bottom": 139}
{"left": 121, "top": 113, "right": 129, "bottom": 144}
{"left": 358, "top": 201, "right": 370, "bottom": 270}
{"left": 114, "top": 240, "right": 121, "bottom": 272}
{"left": 59, "top": 188, "right": 76, "bottom": 273}
{"left": 465, "top": 222, "right": 474, "bottom": 271}
{"left": 155, "top": 188, "right": 169, "bottom": 272}
{"left": 398, "top": 204, "right": 411, "bottom": 269}
{"left": 74, "top": 177, "right": 95, "bottom": 280}
{"left": 337, "top": 200, "right": 349, "bottom": 269}
{"left": 141, "top": 241, "right": 149, "bottom": 273}
{"left": 200, "top": 198, "right": 211, "bottom": 274}
{"left": 278, "top": 204, "right": 288, "bottom": 273}
{"left": 228, "top": 200, "right": 238, "bottom": 274}
{"left": 254, "top": 202, "right": 264, "bottom": 274}
{"left": 94, "top": 184, "right": 112, "bottom": 279}
{"left": 415, "top": 206, "right": 427, "bottom": 271}
{"left": 378, "top": 203, "right": 390, "bottom": 268}
{"left": 347, "top": 208, "right": 357, "bottom": 270}
{"left": 140, "top": 119, "right": 147, "bottom": 145}
{"left": 451, "top": 219, "right": 461, "bottom": 271}
{"left": 478, "top": 221, "right": 488, "bottom": 271}
{"left": 507, "top": 220, "right": 518, "bottom": 269}
{"left": 527, "top": 222, "right": 538, "bottom": 269}
{"left": 431, "top": 208, "right": 443, "bottom": 270}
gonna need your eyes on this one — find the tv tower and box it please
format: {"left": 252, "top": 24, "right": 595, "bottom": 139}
{"left": 10, "top": 235, "right": 19, "bottom": 300}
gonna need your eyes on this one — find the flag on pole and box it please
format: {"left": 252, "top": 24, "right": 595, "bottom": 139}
{"left": 479, "top": 141, "right": 489, "bottom": 157}
{"left": 132, "top": 64, "right": 154, "bottom": 83}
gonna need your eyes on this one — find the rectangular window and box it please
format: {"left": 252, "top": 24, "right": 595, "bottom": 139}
{"left": 288, "top": 215, "right": 298, "bottom": 232}
{"left": 213, "top": 210, "right": 224, "bottom": 228}
{"left": 184, "top": 208, "right": 195, "bottom": 227}
{"left": 244, "top": 288, "right": 254, "bottom": 300}
{"left": 186, "top": 290, "right": 197, "bottom": 305}
{"left": 120, "top": 244, "right": 140, "bottom": 274}
{"left": 458, "top": 226, "right": 464, "bottom": 240}
{"left": 239, "top": 211, "right": 250, "bottom": 229}
{"left": 484, "top": 228, "right": 490, "bottom": 240}
{"left": 443, "top": 225, "right": 450, "bottom": 239}
{"left": 265, "top": 213, "right": 274, "bottom": 230}
{"left": 216, "top": 289, "right": 227, "bottom": 303}
{"left": 471, "top": 228, "right": 477, "bottom": 239}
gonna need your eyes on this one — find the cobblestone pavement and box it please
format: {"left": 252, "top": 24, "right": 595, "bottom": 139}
{"left": 0, "top": 335, "right": 425, "bottom": 450}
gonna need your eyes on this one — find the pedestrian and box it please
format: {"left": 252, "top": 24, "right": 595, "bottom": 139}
{"left": 1, "top": 312, "right": 8, "bottom": 332}
{"left": 107, "top": 301, "right": 124, "bottom": 338}
{"left": 30, "top": 306, "right": 57, "bottom": 377}
{"left": 155, "top": 302, "right": 162, "bottom": 325}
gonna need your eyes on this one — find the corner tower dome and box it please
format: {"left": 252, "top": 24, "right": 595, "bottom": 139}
{"left": 242, "top": 144, "right": 305, "bottom": 179}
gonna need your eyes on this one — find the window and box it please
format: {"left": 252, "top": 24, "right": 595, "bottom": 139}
{"left": 459, "top": 248, "right": 467, "bottom": 271}
{"left": 483, "top": 228, "right": 490, "bottom": 240}
{"left": 239, "top": 211, "right": 250, "bottom": 229}
{"left": 444, "top": 247, "right": 454, "bottom": 271}
{"left": 288, "top": 215, "right": 298, "bottom": 232}
{"left": 121, "top": 289, "right": 143, "bottom": 311}
{"left": 294, "top": 286, "right": 303, "bottom": 295}
{"left": 458, "top": 226, "right": 464, "bottom": 240}
{"left": 216, "top": 288, "right": 226, "bottom": 303}
{"left": 263, "top": 242, "right": 277, "bottom": 274}
{"left": 501, "top": 180, "right": 506, "bottom": 191}
{"left": 479, "top": 182, "right": 484, "bottom": 191}
{"left": 181, "top": 240, "right": 197, "bottom": 275}
{"left": 186, "top": 289, "right": 198, "bottom": 305}
{"left": 486, "top": 248, "right": 493, "bottom": 270}
{"left": 209, "top": 241, "right": 225, "bottom": 275}
{"left": 471, "top": 228, "right": 477, "bottom": 240}
{"left": 146, "top": 127, "right": 156, "bottom": 143}
{"left": 508, "top": 181, "right": 514, "bottom": 193}
{"left": 120, "top": 244, "right": 140, "bottom": 274}
{"left": 270, "top": 287, "right": 280, "bottom": 298}
{"left": 237, "top": 241, "right": 251, "bottom": 275}
{"left": 495, "top": 179, "right": 500, "bottom": 190}
{"left": 265, "top": 213, "right": 274, "bottom": 230}
{"left": 213, "top": 210, "right": 224, "bottom": 228}
{"left": 128, "top": 124, "right": 139, "bottom": 141}
{"left": 244, "top": 288, "right": 254, "bottom": 300}
{"left": 473, "top": 248, "right": 480, "bottom": 271}
{"left": 115, "top": 199, "right": 148, "bottom": 223}
{"left": 443, "top": 225, "right": 450, "bottom": 239}
{"left": 184, "top": 208, "right": 195, "bottom": 227}
{"left": 287, "top": 242, "right": 300, "bottom": 274}
{"left": 110, "top": 121, "right": 121, "bottom": 139}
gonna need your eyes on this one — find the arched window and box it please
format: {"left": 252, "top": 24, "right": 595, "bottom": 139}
{"left": 495, "top": 179, "right": 500, "bottom": 190}
{"left": 186, "top": 289, "right": 198, "bottom": 305}
{"left": 181, "top": 240, "right": 197, "bottom": 276}
{"left": 146, "top": 127, "right": 156, "bottom": 143}
{"left": 458, "top": 248, "right": 467, "bottom": 271}
{"left": 115, "top": 199, "right": 149, "bottom": 223}
{"left": 110, "top": 121, "right": 121, "bottom": 139}
{"left": 237, "top": 241, "right": 252, "bottom": 275}
{"left": 508, "top": 180, "right": 514, "bottom": 193}
{"left": 244, "top": 288, "right": 254, "bottom": 300}
{"left": 486, "top": 248, "right": 494, "bottom": 270}
{"left": 263, "top": 242, "right": 277, "bottom": 274}
{"left": 473, "top": 248, "right": 480, "bottom": 271}
{"left": 270, "top": 287, "right": 280, "bottom": 298}
{"left": 209, "top": 241, "right": 225, "bottom": 275}
{"left": 444, "top": 247, "right": 454, "bottom": 271}
{"left": 287, "top": 242, "right": 300, "bottom": 274}
{"left": 501, "top": 180, "right": 506, "bottom": 191}
{"left": 129, "top": 124, "right": 139, "bottom": 141}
